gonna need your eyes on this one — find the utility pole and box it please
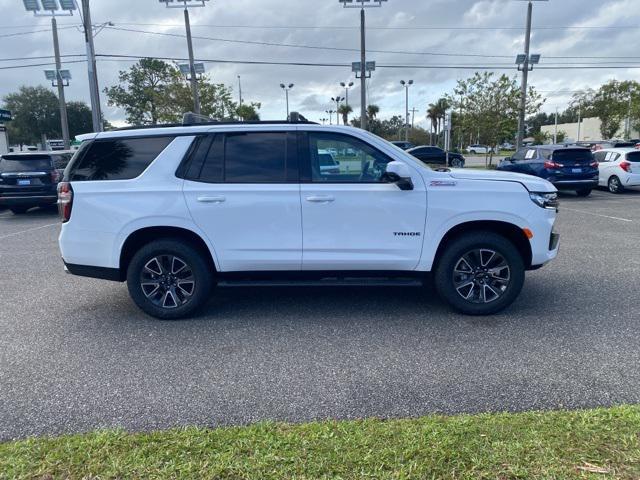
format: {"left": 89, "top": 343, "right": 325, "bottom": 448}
{"left": 410, "top": 107, "right": 418, "bottom": 128}
{"left": 576, "top": 103, "right": 582, "bottom": 142}
{"left": 554, "top": 106, "right": 558, "bottom": 144}
{"left": 626, "top": 93, "right": 632, "bottom": 139}
{"left": 183, "top": 8, "right": 201, "bottom": 114}
{"left": 51, "top": 17, "right": 70, "bottom": 150}
{"left": 359, "top": 7, "right": 367, "bottom": 130}
{"left": 400, "top": 80, "right": 413, "bottom": 142}
{"left": 81, "top": 0, "right": 102, "bottom": 132}
{"left": 237, "top": 75, "right": 243, "bottom": 120}
{"left": 516, "top": 0, "right": 533, "bottom": 150}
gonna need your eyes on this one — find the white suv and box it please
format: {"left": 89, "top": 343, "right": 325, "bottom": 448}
{"left": 58, "top": 120, "right": 560, "bottom": 319}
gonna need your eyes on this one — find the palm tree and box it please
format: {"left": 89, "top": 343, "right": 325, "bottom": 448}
{"left": 366, "top": 104, "right": 380, "bottom": 121}
{"left": 426, "top": 105, "right": 439, "bottom": 145}
{"left": 338, "top": 104, "right": 353, "bottom": 126}
{"left": 428, "top": 98, "right": 450, "bottom": 147}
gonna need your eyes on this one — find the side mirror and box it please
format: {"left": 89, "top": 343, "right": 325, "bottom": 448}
{"left": 383, "top": 161, "right": 414, "bottom": 191}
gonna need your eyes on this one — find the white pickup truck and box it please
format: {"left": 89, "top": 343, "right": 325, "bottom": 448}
{"left": 58, "top": 120, "right": 559, "bottom": 319}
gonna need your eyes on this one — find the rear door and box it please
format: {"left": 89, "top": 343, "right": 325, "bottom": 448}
{"left": 0, "top": 154, "right": 54, "bottom": 197}
{"left": 299, "top": 131, "right": 427, "bottom": 271}
{"left": 182, "top": 130, "right": 302, "bottom": 272}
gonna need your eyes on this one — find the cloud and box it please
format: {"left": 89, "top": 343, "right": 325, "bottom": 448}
{"left": 0, "top": 0, "right": 639, "bottom": 126}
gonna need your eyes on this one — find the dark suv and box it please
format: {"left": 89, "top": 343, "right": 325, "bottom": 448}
{"left": 497, "top": 145, "right": 598, "bottom": 196}
{"left": 0, "top": 151, "right": 74, "bottom": 214}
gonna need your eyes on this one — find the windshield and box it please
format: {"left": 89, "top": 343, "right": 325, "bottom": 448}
{"left": 0, "top": 155, "right": 51, "bottom": 172}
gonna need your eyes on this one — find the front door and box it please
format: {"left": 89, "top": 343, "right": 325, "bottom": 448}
{"left": 183, "top": 131, "right": 302, "bottom": 272}
{"left": 300, "top": 131, "right": 427, "bottom": 271}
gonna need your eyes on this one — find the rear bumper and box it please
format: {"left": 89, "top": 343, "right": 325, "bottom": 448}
{"left": 0, "top": 195, "right": 57, "bottom": 207}
{"left": 64, "top": 261, "right": 123, "bottom": 282}
{"left": 623, "top": 173, "right": 640, "bottom": 186}
{"left": 551, "top": 179, "right": 598, "bottom": 190}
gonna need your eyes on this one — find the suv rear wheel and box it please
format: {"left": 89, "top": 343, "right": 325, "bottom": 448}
{"left": 576, "top": 188, "right": 592, "bottom": 197}
{"left": 434, "top": 232, "right": 525, "bottom": 315}
{"left": 126, "top": 239, "right": 212, "bottom": 320}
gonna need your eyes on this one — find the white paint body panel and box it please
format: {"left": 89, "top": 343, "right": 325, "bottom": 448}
{"left": 59, "top": 124, "right": 559, "bottom": 275}
{"left": 596, "top": 148, "right": 640, "bottom": 188}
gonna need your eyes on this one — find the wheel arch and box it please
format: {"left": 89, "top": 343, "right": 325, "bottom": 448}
{"left": 119, "top": 226, "right": 217, "bottom": 279}
{"left": 433, "top": 220, "right": 533, "bottom": 271}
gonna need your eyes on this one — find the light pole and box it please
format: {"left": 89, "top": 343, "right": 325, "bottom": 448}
{"left": 400, "top": 80, "right": 413, "bottom": 142}
{"left": 331, "top": 96, "right": 345, "bottom": 125}
{"left": 22, "top": 0, "right": 76, "bottom": 148}
{"left": 515, "top": 0, "right": 547, "bottom": 149}
{"left": 280, "top": 83, "right": 294, "bottom": 119}
{"left": 340, "top": 81, "right": 354, "bottom": 107}
{"left": 339, "top": 0, "right": 388, "bottom": 131}
{"left": 320, "top": 117, "right": 328, "bottom": 125}
{"left": 554, "top": 106, "right": 558, "bottom": 144}
{"left": 160, "top": 0, "right": 211, "bottom": 115}
{"left": 326, "top": 110, "right": 335, "bottom": 125}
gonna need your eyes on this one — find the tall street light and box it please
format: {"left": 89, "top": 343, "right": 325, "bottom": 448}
{"left": 331, "top": 96, "right": 345, "bottom": 125}
{"left": 160, "top": 0, "right": 211, "bottom": 115}
{"left": 326, "top": 110, "right": 335, "bottom": 125}
{"left": 340, "top": 81, "right": 354, "bottom": 107}
{"left": 400, "top": 80, "right": 413, "bottom": 142}
{"left": 515, "top": 0, "right": 547, "bottom": 149}
{"left": 22, "top": 0, "right": 76, "bottom": 149}
{"left": 339, "top": 0, "right": 388, "bottom": 131}
{"left": 280, "top": 83, "right": 294, "bottom": 119}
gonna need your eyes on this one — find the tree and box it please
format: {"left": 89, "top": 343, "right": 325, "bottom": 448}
{"left": 2, "top": 86, "right": 60, "bottom": 146}
{"left": 66, "top": 101, "right": 94, "bottom": 138}
{"left": 367, "top": 104, "right": 380, "bottom": 121}
{"left": 556, "top": 130, "right": 567, "bottom": 143}
{"left": 338, "top": 104, "right": 353, "bottom": 125}
{"left": 236, "top": 102, "right": 261, "bottom": 121}
{"left": 446, "top": 72, "right": 544, "bottom": 161}
{"left": 427, "top": 98, "right": 449, "bottom": 146}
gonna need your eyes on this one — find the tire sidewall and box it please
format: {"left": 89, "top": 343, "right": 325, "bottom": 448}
{"left": 434, "top": 232, "right": 525, "bottom": 315}
{"left": 126, "top": 239, "right": 212, "bottom": 320}
{"left": 608, "top": 176, "right": 623, "bottom": 194}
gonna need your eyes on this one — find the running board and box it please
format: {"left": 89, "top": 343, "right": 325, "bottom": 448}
{"left": 217, "top": 277, "right": 424, "bottom": 288}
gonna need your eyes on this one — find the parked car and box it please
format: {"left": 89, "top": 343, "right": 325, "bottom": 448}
{"left": 500, "top": 142, "right": 515, "bottom": 150}
{"left": 497, "top": 145, "right": 598, "bottom": 196}
{"left": 318, "top": 153, "right": 340, "bottom": 174}
{"left": 58, "top": 120, "right": 559, "bottom": 319}
{"left": 465, "top": 144, "right": 493, "bottom": 155}
{"left": 406, "top": 146, "right": 465, "bottom": 168}
{"left": 593, "top": 148, "right": 640, "bottom": 193}
{"left": 390, "top": 141, "right": 415, "bottom": 150}
{"left": 0, "top": 151, "right": 74, "bottom": 214}
{"left": 576, "top": 140, "right": 635, "bottom": 151}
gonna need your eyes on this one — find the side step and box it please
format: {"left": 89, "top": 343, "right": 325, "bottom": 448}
{"left": 217, "top": 277, "right": 424, "bottom": 288}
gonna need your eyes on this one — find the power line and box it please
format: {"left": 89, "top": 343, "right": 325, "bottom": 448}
{"left": 0, "top": 54, "right": 85, "bottom": 62}
{"left": 0, "top": 59, "right": 86, "bottom": 71}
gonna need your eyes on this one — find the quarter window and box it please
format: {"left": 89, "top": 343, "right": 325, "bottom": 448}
{"left": 307, "top": 132, "right": 393, "bottom": 183}
{"left": 69, "top": 136, "right": 174, "bottom": 181}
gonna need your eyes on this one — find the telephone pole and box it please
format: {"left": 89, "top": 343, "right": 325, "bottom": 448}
{"left": 51, "top": 17, "right": 70, "bottom": 149}
{"left": 81, "top": 0, "right": 103, "bottom": 132}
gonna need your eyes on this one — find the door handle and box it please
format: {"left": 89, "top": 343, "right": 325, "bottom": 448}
{"left": 305, "top": 195, "right": 335, "bottom": 203}
{"left": 197, "top": 195, "right": 226, "bottom": 203}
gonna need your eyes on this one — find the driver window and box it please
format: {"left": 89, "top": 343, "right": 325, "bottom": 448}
{"left": 308, "top": 132, "right": 393, "bottom": 183}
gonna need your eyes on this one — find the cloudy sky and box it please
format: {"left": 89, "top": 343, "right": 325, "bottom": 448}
{"left": 1, "top": 0, "right": 639, "bottom": 128}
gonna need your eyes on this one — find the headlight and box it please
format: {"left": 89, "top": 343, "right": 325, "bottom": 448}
{"left": 530, "top": 192, "right": 559, "bottom": 210}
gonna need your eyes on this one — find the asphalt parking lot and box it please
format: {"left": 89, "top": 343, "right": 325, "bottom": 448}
{"left": 1, "top": 188, "right": 639, "bottom": 441}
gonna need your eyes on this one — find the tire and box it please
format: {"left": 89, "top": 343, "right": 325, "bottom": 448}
{"left": 450, "top": 158, "right": 464, "bottom": 168}
{"left": 10, "top": 206, "right": 29, "bottom": 214}
{"left": 575, "top": 188, "right": 592, "bottom": 197}
{"left": 469, "top": 150, "right": 476, "bottom": 155}
{"left": 434, "top": 231, "right": 525, "bottom": 315}
{"left": 126, "top": 238, "right": 213, "bottom": 320}
{"left": 607, "top": 176, "right": 624, "bottom": 194}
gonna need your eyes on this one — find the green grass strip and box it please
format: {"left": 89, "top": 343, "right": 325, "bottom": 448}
{"left": 2, "top": 405, "right": 639, "bottom": 479}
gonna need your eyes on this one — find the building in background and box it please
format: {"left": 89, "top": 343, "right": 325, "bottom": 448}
{"left": 541, "top": 117, "right": 640, "bottom": 142}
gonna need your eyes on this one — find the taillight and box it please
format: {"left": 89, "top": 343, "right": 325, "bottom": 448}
{"left": 544, "top": 161, "right": 562, "bottom": 169}
{"left": 620, "top": 161, "right": 632, "bottom": 173}
{"left": 57, "top": 181, "right": 73, "bottom": 223}
{"left": 51, "top": 170, "right": 61, "bottom": 183}
{"left": 590, "top": 161, "right": 599, "bottom": 168}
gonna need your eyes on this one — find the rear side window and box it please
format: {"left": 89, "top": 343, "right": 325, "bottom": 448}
{"left": 0, "top": 155, "right": 51, "bottom": 172}
{"left": 224, "top": 132, "right": 287, "bottom": 183}
{"left": 52, "top": 153, "right": 73, "bottom": 170}
{"left": 626, "top": 151, "right": 640, "bottom": 162}
{"left": 552, "top": 149, "right": 593, "bottom": 164}
{"left": 69, "top": 136, "right": 174, "bottom": 181}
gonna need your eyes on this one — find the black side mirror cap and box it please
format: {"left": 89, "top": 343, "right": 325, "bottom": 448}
{"left": 382, "top": 171, "right": 414, "bottom": 191}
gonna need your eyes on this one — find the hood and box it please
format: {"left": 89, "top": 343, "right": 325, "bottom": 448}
{"left": 448, "top": 168, "right": 556, "bottom": 193}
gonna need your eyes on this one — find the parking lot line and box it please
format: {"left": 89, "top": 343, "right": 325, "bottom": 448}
{"left": 0, "top": 223, "right": 59, "bottom": 240}
{"left": 561, "top": 207, "right": 633, "bottom": 223}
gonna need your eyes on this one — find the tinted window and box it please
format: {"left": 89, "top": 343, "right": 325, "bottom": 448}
{"left": 318, "top": 153, "right": 337, "bottom": 167}
{"left": 69, "top": 136, "right": 174, "bottom": 181}
{"left": 224, "top": 132, "right": 287, "bottom": 183}
{"left": 308, "top": 132, "right": 393, "bottom": 183}
{"left": 552, "top": 149, "right": 593, "bottom": 165}
{"left": 0, "top": 155, "right": 51, "bottom": 172}
{"left": 193, "top": 135, "right": 223, "bottom": 183}
{"left": 52, "top": 153, "right": 73, "bottom": 170}
{"left": 511, "top": 148, "right": 527, "bottom": 160}
{"left": 593, "top": 151, "right": 607, "bottom": 162}
{"left": 626, "top": 151, "right": 640, "bottom": 162}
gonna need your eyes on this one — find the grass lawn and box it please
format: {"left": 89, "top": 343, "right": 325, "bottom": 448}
{"left": 2, "top": 406, "right": 640, "bottom": 479}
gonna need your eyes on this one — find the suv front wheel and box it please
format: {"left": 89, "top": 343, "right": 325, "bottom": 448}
{"left": 126, "top": 239, "right": 212, "bottom": 319}
{"left": 434, "top": 232, "right": 525, "bottom": 315}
